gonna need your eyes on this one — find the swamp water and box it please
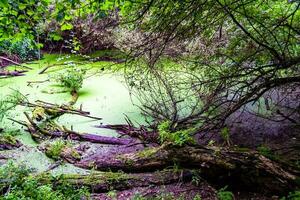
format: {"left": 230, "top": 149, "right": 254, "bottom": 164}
{"left": 0, "top": 53, "right": 145, "bottom": 173}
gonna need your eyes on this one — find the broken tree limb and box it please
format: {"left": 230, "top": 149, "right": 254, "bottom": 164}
{"left": 97, "top": 124, "right": 158, "bottom": 143}
{"left": 38, "top": 62, "right": 85, "bottom": 74}
{"left": 21, "top": 100, "right": 102, "bottom": 121}
{"left": 56, "top": 143, "right": 299, "bottom": 195}
{"left": 62, "top": 127, "right": 136, "bottom": 145}
{"left": 22, "top": 115, "right": 134, "bottom": 145}
{"left": 0, "top": 56, "right": 32, "bottom": 70}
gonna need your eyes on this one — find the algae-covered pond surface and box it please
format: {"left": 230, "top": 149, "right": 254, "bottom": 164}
{"left": 0, "top": 53, "right": 145, "bottom": 173}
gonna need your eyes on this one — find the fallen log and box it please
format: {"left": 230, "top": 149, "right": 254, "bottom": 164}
{"left": 91, "top": 56, "right": 126, "bottom": 63}
{"left": 36, "top": 170, "right": 194, "bottom": 193}
{"left": 56, "top": 143, "right": 299, "bottom": 195}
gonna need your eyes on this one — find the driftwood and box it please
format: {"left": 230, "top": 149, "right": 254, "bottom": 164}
{"left": 0, "top": 129, "right": 22, "bottom": 150}
{"left": 53, "top": 143, "right": 299, "bottom": 195}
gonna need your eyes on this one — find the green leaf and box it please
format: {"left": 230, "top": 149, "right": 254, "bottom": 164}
{"left": 27, "top": 10, "right": 35, "bottom": 16}
{"left": 50, "top": 33, "right": 63, "bottom": 41}
{"left": 64, "top": 15, "right": 72, "bottom": 20}
{"left": 18, "top": 3, "right": 27, "bottom": 10}
{"left": 61, "top": 23, "right": 73, "bottom": 31}
{"left": 0, "top": 0, "right": 8, "bottom": 7}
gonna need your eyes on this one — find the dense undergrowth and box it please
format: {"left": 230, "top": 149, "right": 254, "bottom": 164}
{"left": 0, "top": 162, "right": 89, "bottom": 200}
{"left": 0, "top": 38, "right": 40, "bottom": 62}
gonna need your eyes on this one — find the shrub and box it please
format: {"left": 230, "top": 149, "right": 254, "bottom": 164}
{"left": 158, "top": 121, "right": 195, "bottom": 146}
{"left": 0, "top": 162, "right": 89, "bottom": 200}
{"left": 257, "top": 145, "right": 280, "bottom": 161}
{"left": 55, "top": 68, "right": 86, "bottom": 92}
{"left": 220, "top": 127, "right": 230, "bottom": 146}
{"left": 217, "top": 186, "right": 234, "bottom": 200}
{"left": 281, "top": 191, "right": 300, "bottom": 200}
{"left": 0, "top": 90, "right": 26, "bottom": 123}
{"left": 0, "top": 38, "right": 40, "bottom": 61}
{"left": 45, "top": 140, "right": 69, "bottom": 160}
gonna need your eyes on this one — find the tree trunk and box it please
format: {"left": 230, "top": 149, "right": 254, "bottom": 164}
{"left": 56, "top": 143, "right": 299, "bottom": 195}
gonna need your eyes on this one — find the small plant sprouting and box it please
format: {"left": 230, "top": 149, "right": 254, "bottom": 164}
{"left": 257, "top": 145, "right": 280, "bottom": 161}
{"left": 158, "top": 121, "right": 195, "bottom": 146}
{"left": 45, "top": 140, "right": 70, "bottom": 161}
{"left": 220, "top": 127, "right": 231, "bottom": 146}
{"left": 55, "top": 68, "right": 86, "bottom": 93}
{"left": 217, "top": 186, "right": 234, "bottom": 200}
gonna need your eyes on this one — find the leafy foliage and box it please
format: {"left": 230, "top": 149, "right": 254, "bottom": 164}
{"left": 0, "top": 38, "right": 40, "bottom": 61}
{"left": 0, "top": 0, "right": 48, "bottom": 40}
{"left": 0, "top": 162, "right": 89, "bottom": 200}
{"left": 217, "top": 186, "right": 234, "bottom": 200}
{"left": 220, "top": 127, "right": 230, "bottom": 146}
{"left": 158, "top": 121, "right": 195, "bottom": 146}
{"left": 45, "top": 140, "right": 69, "bottom": 160}
{"left": 0, "top": 91, "right": 26, "bottom": 123}
{"left": 281, "top": 191, "right": 300, "bottom": 200}
{"left": 257, "top": 145, "right": 280, "bottom": 161}
{"left": 55, "top": 68, "right": 86, "bottom": 92}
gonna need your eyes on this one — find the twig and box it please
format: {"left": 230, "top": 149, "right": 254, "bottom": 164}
{"left": 7, "top": 118, "right": 27, "bottom": 126}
